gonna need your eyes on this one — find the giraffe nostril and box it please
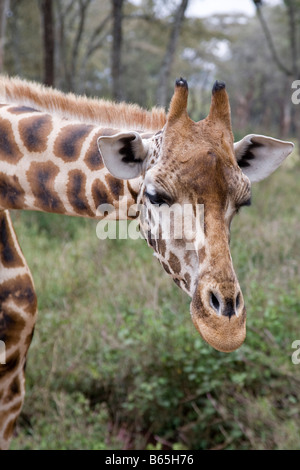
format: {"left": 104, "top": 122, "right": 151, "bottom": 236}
{"left": 210, "top": 291, "right": 220, "bottom": 313}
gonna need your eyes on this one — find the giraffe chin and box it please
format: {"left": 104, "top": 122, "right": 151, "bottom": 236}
{"left": 190, "top": 306, "right": 246, "bottom": 353}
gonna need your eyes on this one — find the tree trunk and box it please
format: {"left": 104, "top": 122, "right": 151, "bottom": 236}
{"left": 284, "top": 0, "right": 300, "bottom": 151}
{"left": 253, "top": 0, "right": 300, "bottom": 152}
{"left": 111, "top": 0, "right": 124, "bottom": 101}
{"left": 156, "top": 0, "right": 189, "bottom": 108}
{"left": 41, "top": 0, "right": 55, "bottom": 87}
{"left": 69, "top": 0, "right": 91, "bottom": 92}
{"left": 0, "top": 0, "right": 10, "bottom": 73}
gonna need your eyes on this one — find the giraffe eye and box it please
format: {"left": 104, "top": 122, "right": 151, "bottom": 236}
{"left": 145, "top": 191, "right": 169, "bottom": 206}
{"left": 235, "top": 196, "right": 252, "bottom": 213}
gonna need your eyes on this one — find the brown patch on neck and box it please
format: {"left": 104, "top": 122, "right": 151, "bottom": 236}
{"left": 67, "top": 169, "right": 94, "bottom": 217}
{"left": 126, "top": 181, "right": 139, "bottom": 201}
{"left": 84, "top": 134, "right": 104, "bottom": 171}
{"left": 0, "top": 117, "right": 23, "bottom": 164}
{"left": 0, "top": 351, "right": 20, "bottom": 379}
{"left": 168, "top": 252, "right": 181, "bottom": 274}
{"left": 3, "top": 376, "right": 20, "bottom": 403}
{"left": 184, "top": 272, "right": 191, "bottom": 292}
{"left": 3, "top": 418, "right": 17, "bottom": 441}
{"left": 0, "top": 174, "right": 25, "bottom": 210}
{"left": 18, "top": 114, "right": 53, "bottom": 153}
{"left": 27, "top": 161, "right": 65, "bottom": 213}
{"left": 54, "top": 124, "right": 93, "bottom": 162}
{"left": 0, "top": 212, "right": 24, "bottom": 268}
{"left": 157, "top": 239, "right": 166, "bottom": 257}
{"left": 91, "top": 179, "right": 114, "bottom": 211}
{"left": 8, "top": 105, "right": 39, "bottom": 114}
{"left": 105, "top": 174, "right": 124, "bottom": 199}
{"left": 198, "top": 247, "right": 206, "bottom": 264}
{"left": 0, "top": 274, "right": 37, "bottom": 334}
{"left": 161, "top": 260, "right": 171, "bottom": 275}
{"left": 184, "top": 250, "right": 193, "bottom": 267}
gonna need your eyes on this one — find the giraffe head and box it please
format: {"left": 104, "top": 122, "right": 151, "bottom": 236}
{"left": 98, "top": 79, "right": 294, "bottom": 353}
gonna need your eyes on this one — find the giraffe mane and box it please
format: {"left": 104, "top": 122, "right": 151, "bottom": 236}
{"left": 0, "top": 75, "right": 167, "bottom": 132}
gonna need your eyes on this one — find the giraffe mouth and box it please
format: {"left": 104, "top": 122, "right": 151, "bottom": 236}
{"left": 190, "top": 304, "right": 247, "bottom": 353}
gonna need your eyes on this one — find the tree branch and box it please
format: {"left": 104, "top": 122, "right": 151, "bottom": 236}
{"left": 111, "top": 0, "right": 124, "bottom": 101}
{"left": 156, "top": 0, "right": 190, "bottom": 107}
{"left": 284, "top": 0, "right": 299, "bottom": 79}
{"left": 253, "top": 0, "right": 292, "bottom": 77}
{"left": 41, "top": 0, "right": 55, "bottom": 86}
{"left": 86, "top": 12, "right": 111, "bottom": 56}
{"left": 70, "top": 0, "right": 92, "bottom": 89}
{"left": 0, "top": 0, "right": 10, "bottom": 73}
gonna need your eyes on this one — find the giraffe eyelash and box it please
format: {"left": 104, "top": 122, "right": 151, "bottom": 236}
{"left": 145, "top": 190, "right": 171, "bottom": 206}
{"left": 235, "top": 197, "right": 252, "bottom": 213}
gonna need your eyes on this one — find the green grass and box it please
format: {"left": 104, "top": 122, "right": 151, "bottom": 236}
{"left": 8, "top": 159, "right": 300, "bottom": 450}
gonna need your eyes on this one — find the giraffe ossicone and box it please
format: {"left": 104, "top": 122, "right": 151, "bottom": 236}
{"left": 0, "top": 76, "right": 294, "bottom": 449}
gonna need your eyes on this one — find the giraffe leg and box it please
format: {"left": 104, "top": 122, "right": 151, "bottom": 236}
{"left": 0, "top": 210, "right": 37, "bottom": 450}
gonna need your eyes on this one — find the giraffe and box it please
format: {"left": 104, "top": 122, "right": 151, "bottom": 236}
{"left": 0, "top": 76, "right": 294, "bottom": 449}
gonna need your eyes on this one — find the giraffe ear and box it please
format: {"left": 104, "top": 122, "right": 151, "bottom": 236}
{"left": 234, "top": 134, "right": 294, "bottom": 183}
{"left": 97, "top": 131, "right": 149, "bottom": 180}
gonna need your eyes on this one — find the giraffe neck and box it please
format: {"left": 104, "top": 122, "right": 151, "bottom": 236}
{"left": 0, "top": 103, "right": 156, "bottom": 219}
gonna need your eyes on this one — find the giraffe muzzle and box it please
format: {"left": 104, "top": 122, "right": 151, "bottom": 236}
{"left": 190, "top": 284, "right": 247, "bottom": 352}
